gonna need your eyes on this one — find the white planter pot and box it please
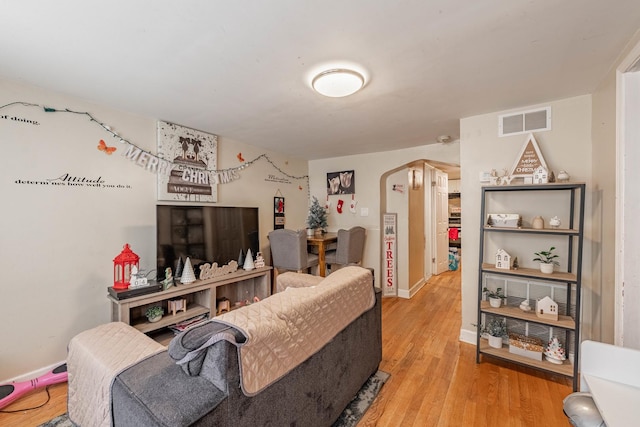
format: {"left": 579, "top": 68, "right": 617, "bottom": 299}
{"left": 488, "top": 335, "right": 503, "bottom": 349}
{"left": 539, "top": 263, "right": 554, "bottom": 274}
{"left": 489, "top": 297, "right": 502, "bottom": 308}
{"left": 148, "top": 315, "right": 162, "bottom": 323}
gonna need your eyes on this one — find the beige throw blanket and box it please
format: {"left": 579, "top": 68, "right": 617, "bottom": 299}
{"left": 179, "top": 266, "right": 375, "bottom": 396}
{"left": 67, "top": 322, "right": 165, "bottom": 427}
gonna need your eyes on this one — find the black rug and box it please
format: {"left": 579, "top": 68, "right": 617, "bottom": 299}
{"left": 39, "top": 370, "right": 389, "bottom": 427}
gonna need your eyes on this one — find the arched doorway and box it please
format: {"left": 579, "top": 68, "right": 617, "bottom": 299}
{"left": 379, "top": 159, "right": 459, "bottom": 298}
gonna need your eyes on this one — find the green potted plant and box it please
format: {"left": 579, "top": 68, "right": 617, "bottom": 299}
{"left": 483, "top": 287, "right": 506, "bottom": 308}
{"left": 533, "top": 246, "right": 559, "bottom": 274}
{"left": 145, "top": 305, "right": 164, "bottom": 323}
{"left": 306, "top": 196, "right": 328, "bottom": 236}
{"left": 479, "top": 318, "right": 507, "bottom": 349}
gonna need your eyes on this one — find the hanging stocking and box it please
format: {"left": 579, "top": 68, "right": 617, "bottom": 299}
{"left": 337, "top": 199, "right": 344, "bottom": 214}
{"left": 349, "top": 195, "right": 357, "bottom": 214}
{"left": 325, "top": 195, "right": 331, "bottom": 210}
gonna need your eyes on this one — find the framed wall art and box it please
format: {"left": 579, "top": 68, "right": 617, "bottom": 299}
{"left": 327, "top": 170, "right": 355, "bottom": 195}
{"left": 157, "top": 121, "right": 218, "bottom": 202}
{"left": 274, "top": 196, "right": 285, "bottom": 229}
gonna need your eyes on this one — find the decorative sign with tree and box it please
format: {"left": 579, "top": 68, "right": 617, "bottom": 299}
{"left": 157, "top": 121, "right": 218, "bottom": 202}
{"left": 509, "top": 133, "right": 548, "bottom": 178}
{"left": 383, "top": 213, "right": 397, "bottom": 296}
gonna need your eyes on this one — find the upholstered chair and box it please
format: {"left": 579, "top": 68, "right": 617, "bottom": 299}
{"left": 268, "top": 229, "right": 319, "bottom": 288}
{"left": 324, "top": 226, "right": 366, "bottom": 272}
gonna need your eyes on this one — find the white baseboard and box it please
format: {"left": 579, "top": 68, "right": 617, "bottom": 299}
{"left": 1, "top": 360, "right": 66, "bottom": 384}
{"left": 459, "top": 328, "right": 477, "bottom": 345}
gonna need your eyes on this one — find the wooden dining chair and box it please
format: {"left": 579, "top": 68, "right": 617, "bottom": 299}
{"left": 324, "top": 226, "right": 366, "bottom": 272}
{"left": 268, "top": 229, "right": 320, "bottom": 289}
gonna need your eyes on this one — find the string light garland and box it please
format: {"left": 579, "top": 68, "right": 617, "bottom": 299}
{"left": 1, "top": 102, "right": 309, "bottom": 187}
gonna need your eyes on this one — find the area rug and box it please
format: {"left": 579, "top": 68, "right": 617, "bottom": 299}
{"left": 39, "top": 370, "right": 389, "bottom": 427}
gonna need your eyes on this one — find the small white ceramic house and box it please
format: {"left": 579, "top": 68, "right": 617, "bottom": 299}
{"left": 536, "top": 296, "right": 559, "bottom": 321}
{"left": 495, "top": 248, "right": 512, "bottom": 270}
{"left": 533, "top": 165, "right": 549, "bottom": 184}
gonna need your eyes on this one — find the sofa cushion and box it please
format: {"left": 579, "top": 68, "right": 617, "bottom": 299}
{"left": 112, "top": 352, "right": 227, "bottom": 427}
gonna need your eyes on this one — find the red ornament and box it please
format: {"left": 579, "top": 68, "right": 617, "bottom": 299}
{"left": 113, "top": 243, "right": 140, "bottom": 289}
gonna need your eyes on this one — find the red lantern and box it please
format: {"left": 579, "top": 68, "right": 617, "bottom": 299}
{"left": 113, "top": 243, "right": 140, "bottom": 289}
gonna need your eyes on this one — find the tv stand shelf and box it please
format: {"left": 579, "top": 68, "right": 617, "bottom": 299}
{"left": 108, "top": 266, "right": 272, "bottom": 342}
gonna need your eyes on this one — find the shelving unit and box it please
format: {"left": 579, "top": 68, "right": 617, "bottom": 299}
{"left": 476, "top": 182, "right": 585, "bottom": 391}
{"left": 109, "top": 266, "right": 272, "bottom": 345}
{"left": 448, "top": 191, "right": 461, "bottom": 248}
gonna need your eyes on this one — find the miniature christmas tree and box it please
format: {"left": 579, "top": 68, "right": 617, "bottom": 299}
{"left": 175, "top": 257, "right": 184, "bottom": 278}
{"left": 243, "top": 249, "right": 255, "bottom": 271}
{"left": 180, "top": 257, "right": 196, "bottom": 284}
{"left": 238, "top": 249, "right": 245, "bottom": 268}
{"left": 544, "top": 337, "right": 567, "bottom": 363}
{"left": 307, "top": 196, "right": 328, "bottom": 231}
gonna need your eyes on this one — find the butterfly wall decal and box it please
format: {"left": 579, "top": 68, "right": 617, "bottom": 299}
{"left": 97, "top": 139, "right": 116, "bottom": 155}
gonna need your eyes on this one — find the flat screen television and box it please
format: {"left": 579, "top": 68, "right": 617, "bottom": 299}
{"left": 156, "top": 205, "right": 259, "bottom": 281}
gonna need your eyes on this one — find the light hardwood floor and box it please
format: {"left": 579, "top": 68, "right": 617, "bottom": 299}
{"left": 0, "top": 266, "right": 572, "bottom": 426}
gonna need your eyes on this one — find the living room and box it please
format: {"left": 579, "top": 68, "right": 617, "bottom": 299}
{"left": 2, "top": 2, "right": 640, "bottom": 426}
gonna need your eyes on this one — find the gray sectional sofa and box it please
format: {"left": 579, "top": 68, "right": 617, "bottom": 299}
{"left": 103, "top": 268, "right": 381, "bottom": 426}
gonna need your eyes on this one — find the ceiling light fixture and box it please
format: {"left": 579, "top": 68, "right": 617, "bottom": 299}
{"left": 312, "top": 69, "right": 365, "bottom": 98}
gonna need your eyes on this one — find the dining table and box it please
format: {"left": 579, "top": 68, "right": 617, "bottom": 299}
{"left": 307, "top": 232, "right": 337, "bottom": 277}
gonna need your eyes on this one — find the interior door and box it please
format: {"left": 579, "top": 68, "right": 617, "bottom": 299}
{"left": 408, "top": 167, "right": 425, "bottom": 287}
{"left": 434, "top": 170, "right": 449, "bottom": 275}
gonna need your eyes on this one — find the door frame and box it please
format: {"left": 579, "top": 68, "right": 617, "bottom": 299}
{"left": 615, "top": 40, "right": 640, "bottom": 346}
{"left": 379, "top": 159, "right": 458, "bottom": 298}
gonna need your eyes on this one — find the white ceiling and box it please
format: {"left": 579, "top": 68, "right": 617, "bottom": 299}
{"left": 2, "top": 1, "right": 639, "bottom": 160}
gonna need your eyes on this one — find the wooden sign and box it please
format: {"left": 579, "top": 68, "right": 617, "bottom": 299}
{"left": 382, "top": 213, "right": 397, "bottom": 296}
{"left": 509, "top": 133, "right": 548, "bottom": 178}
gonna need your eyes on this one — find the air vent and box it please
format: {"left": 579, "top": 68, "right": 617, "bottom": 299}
{"left": 498, "top": 107, "right": 551, "bottom": 137}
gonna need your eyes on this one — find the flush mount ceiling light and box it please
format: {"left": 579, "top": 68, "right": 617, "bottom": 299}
{"left": 312, "top": 69, "right": 365, "bottom": 97}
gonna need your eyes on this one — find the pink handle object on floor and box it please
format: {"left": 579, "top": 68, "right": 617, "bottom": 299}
{"left": 0, "top": 363, "right": 68, "bottom": 410}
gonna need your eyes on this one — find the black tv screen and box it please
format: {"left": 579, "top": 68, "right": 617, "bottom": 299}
{"left": 156, "top": 205, "right": 259, "bottom": 281}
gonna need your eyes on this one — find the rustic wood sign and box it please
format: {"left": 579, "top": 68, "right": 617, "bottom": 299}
{"left": 382, "top": 213, "right": 397, "bottom": 296}
{"left": 509, "top": 133, "right": 548, "bottom": 178}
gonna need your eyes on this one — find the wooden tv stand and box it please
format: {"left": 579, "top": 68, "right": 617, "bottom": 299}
{"left": 108, "top": 266, "right": 272, "bottom": 345}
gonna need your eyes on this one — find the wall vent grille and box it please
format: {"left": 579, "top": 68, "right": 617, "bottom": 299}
{"left": 498, "top": 107, "right": 551, "bottom": 137}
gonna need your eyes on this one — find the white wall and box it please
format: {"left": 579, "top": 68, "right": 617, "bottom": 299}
{"left": 459, "top": 95, "right": 594, "bottom": 343}
{"left": 308, "top": 142, "right": 460, "bottom": 289}
{"left": 0, "top": 78, "right": 309, "bottom": 381}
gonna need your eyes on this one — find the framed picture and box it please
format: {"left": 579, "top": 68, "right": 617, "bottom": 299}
{"left": 327, "top": 170, "right": 355, "bottom": 195}
{"left": 157, "top": 121, "right": 218, "bottom": 202}
{"left": 274, "top": 197, "right": 285, "bottom": 229}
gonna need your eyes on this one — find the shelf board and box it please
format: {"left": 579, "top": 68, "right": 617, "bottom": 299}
{"left": 481, "top": 182, "right": 586, "bottom": 191}
{"left": 484, "top": 226, "right": 579, "bottom": 236}
{"left": 133, "top": 304, "right": 210, "bottom": 334}
{"left": 481, "top": 263, "right": 577, "bottom": 283}
{"left": 107, "top": 266, "right": 273, "bottom": 307}
{"left": 480, "top": 301, "right": 575, "bottom": 330}
{"left": 148, "top": 329, "right": 176, "bottom": 347}
{"left": 479, "top": 339, "right": 574, "bottom": 377}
